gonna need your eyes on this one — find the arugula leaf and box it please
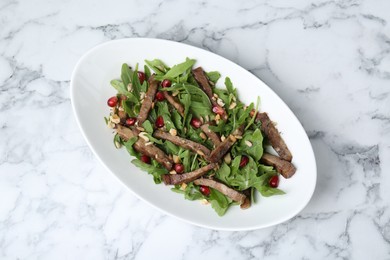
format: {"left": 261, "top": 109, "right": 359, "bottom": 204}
{"left": 207, "top": 71, "right": 221, "bottom": 83}
{"left": 225, "top": 77, "right": 235, "bottom": 95}
{"left": 181, "top": 150, "right": 192, "bottom": 172}
{"left": 171, "top": 182, "right": 232, "bottom": 216}
{"left": 121, "top": 63, "right": 133, "bottom": 88}
{"left": 258, "top": 186, "right": 285, "bottom": 197}
{"left": 110, "top": 79, "right": 126, "bottom": 94}
{"left": 236, "top": 129, "right": 264, "bottom": 161}
{"left": 245, "top": 96, "right": 260, "bottom": 130}
{"left": 123, "top": 137, "right": 138, "bottom": 157}
{"left": 144, "top": 65, "right": 151, "bottom": 79}
{"left": 164, "top": 58, "right": 196, "bottom": 79}
{"left": 178, "top": 84, "right": 212, "bottom": 117}
{"left": 145, "top": 59, "right": 169, "bottom": 75}
{"left": 145, "top": 133, "right": 164, "bottom": 145}
{"left": 131, "top": 67, "right": 142, "bottom": 99}
{"left": 113, "top": 133, "right": 122, "bottom": 147}
{"left": 122, "top": 99, "right": 137, "bottom": 117}
{"left": 132, "top": 159, "right": 168, "bottom": 184}
{"left": 181, "top": 92, "right": 192, "bottom": 122}
{"left": 213, "top": 88, "right": 230, "bottom": 107}
{"left": 172, "top": 110, "right": 184, "bottom": 132}
{"left": 258, "top": 163, "right": 276, "bottom": 175}
{"left": 209, "top": 189, "right": 232, "bottom": 216}
{"left": 110, "top": 80, "right": 138, "bottom": 103}
{"left": 142, "top": 120, "right": 154, "bottom": 134}
{"left": 164, "top": 141, "right": 180, "bottom": 154}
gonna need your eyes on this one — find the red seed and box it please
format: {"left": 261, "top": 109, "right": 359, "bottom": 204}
{"left": 199, "top": 186, "right": 211, "bottom": 196}
{"left": 126, "top": 117, "right": 137, "bottom": 126}
{"left": 174, "top": 164, "right": 184, "bottom": 174}
{"left": 140, "top": 155, "right": 151, "bottom": 164}
{"left": 269, "top": 175, "right": 279, "bottom": 188}
{"left": 137, "top": 71, "right": 146, "bottom": 84}
{"left": 161, "top": 79, "right": 172, "bottom": 88}
{"left": 212, "top": 105, "right": 224, "bottom": 115}
{"left": 155, "top": 116, "right": 164, "bottom": 128}
{"left": 239, "top": 155, "right": 249, "bottom": 168}
{"left": 107, "top": 96, "right": 118, "bottom": 107}
{"left": 155, "top": 91, "right": 165, "bottom": 101}
{"left": 190, "top": 117, "right": 202, "bottom": 129}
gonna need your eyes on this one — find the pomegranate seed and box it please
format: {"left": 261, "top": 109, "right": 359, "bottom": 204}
{"left": 137, "top": 71, "right": 146, "bottom": 84}
{"left": 107, "top": 96, "right": 118, "bottom": 107}
{"left": 155, "top": 116, "right": 164, "bottom": 128}
{"left": 239, "top": 155, "right": 249, "bottom": 168}
{"left": 140, "top": 155, "right": 151, "bottom": 164}
{"left": 161, "top": 79, "right": 172, "bottom": 88}
{"left": 155, "top": 91, "right": 165, "bottom": 101}
{"left": 174, "top": 163, "right": 184, "bottom": 174}
{"left": 126, "top": 117, "right": 137, "bottom": 126}
{"left": 190, "top": 117, "right": 202, "bottom": 128}
{"left": 199, "top": 186, "right": 211, "bottom": 196}
{"left": 269, "top": 176, "right": 279, "bottom": 188}
{"left": 212, "top": 105, "right": 224, "bottom": 115}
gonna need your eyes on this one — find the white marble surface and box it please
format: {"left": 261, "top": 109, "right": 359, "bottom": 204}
{"left": 1, "top": 0, "right": 389, "bottom": 259}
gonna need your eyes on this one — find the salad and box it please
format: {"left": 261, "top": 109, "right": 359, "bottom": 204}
{"left": 105, "top": 58, "right": 296, "bottom": 216}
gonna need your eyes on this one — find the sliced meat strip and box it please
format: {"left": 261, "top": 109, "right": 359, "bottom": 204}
{"left": 260, "top": 152, "right": 296, "bottom": 178}
{"left": 138, "top": 75, "right": 159, "bottom": 125}
{"left": 194, "top": 178, "right": 246, "bottom": 205}
{"left": 192, "top": 67, "right": 227, "bottom": 121}
{"left": 256, "top": 112, "right": 292, "bottom": 162}
{"left": 200, "top": 123, "right": 221, "bottom": 147}
{"left": 154, "top": 129, "right": 211, "bottom": 158}
{"left": 118, "top": 110, "right": 127, "bottom": 124}
{"left": 162, "top": 163, "right": 217, "bottom": 185}
{"left": 116, "top": 125, "right": 173, "bottom": 170}
{"left": 240, "top": 189, "right": 251, "bottom": 209}
{"left": 162, "top": 91, "right": 185, "bottom": 117}
{"left": 208, "top": 135, "right": 237, "bottom": 163}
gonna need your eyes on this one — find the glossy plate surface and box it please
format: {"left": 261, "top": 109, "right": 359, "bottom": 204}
{"left": 70, "top": 38, "right": 317, "bottom": 231}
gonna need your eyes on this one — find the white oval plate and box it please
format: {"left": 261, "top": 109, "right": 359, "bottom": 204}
{"left": 70, "top": 38, "right": 316, "bottom": 231}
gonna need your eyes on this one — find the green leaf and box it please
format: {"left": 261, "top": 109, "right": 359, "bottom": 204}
{"left": 181, "top": 150, "right": 192, "bottom": 172}
{"left": 178, "top": 84, "right": 212, "bottom": 118}
{"left": 132, "top": 159, "right": 168, "bottom": 184}
{"left": 172, "top": 110, "right": 184, "bottom": 132}
{"left": 142, "top": 120, "right": 154, "bottom": 134}
{"left": 123, "top": 137, "right": 138, "bottom": 157}
{"left": 258, "top": 186, "right": 286, "bottom": 197}
{"left": 144, "top": 65, "right": 151, "bottom": 79}
{"left": 122, "top": 100, "right": 137, "bottom": 117}
{"left": 121, "top": 63, "right": 133, "bottom": 88}
{"left": 181, "top": 92, "right": 192, "bottom": 122}
{"left": 245, "top": 96, "right": 260, "bottom": 130}
{"left": 207, "top": 71, "right": 221, "bottom": 83}
{"left": 209, "top": 189, "right": 232, "bottom": 216}
{"left": 145, "top": 59, "right": 169, "bottom": 75}
{"left": 225, "top": 77, "right": 235, "bottom": 94}
{"left": 113, "top": 133, "right": 122, "bottom": 148}
{"left": 236, "top": 129, "right": 264, "bottom": 161}
{"left": 145, "top": 133, "right": 164, "bottom": 145}
{"left": 110, "top": 80, "right": 138, "bottom": 103}
{"left": 131, "top": 66, "right": 141, "bottom": 99}
{"left": 164, "top": 141, "right": 180, "bottom": 154}
{"left": 164, "top": 58, "right": 196, "bottom": 79}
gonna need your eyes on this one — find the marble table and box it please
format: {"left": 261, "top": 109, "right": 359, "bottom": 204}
{"left": 1, "top": 0, "right": 389, "bottom": 259}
